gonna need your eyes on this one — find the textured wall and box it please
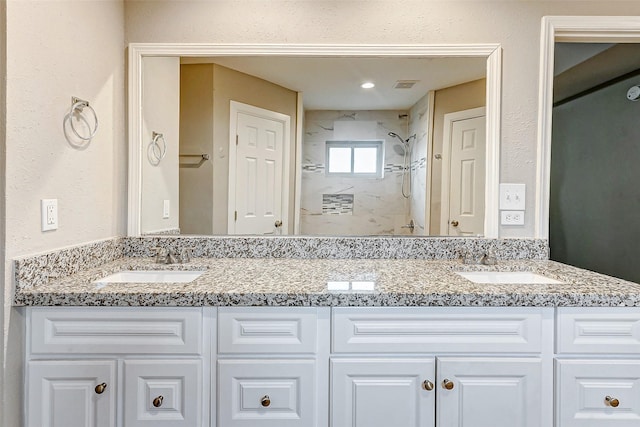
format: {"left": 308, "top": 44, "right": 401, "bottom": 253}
{"left": 551, "top": 75, "right": 640, "bottom": 283}
{"left": 124, "top": 0, "right": 640, "bottom": 238}
{"left": 0, "top": 0, "right": 5, "bottom": 420}
{"left": 4, "top": 1, "right": 126, "bottom": 424}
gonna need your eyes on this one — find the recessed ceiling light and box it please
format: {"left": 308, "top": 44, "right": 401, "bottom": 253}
{"left": 361, "top": 82, "right": 375, "bottom": 89}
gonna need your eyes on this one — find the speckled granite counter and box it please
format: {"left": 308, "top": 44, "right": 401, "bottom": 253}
{"left": 13, "top": 257, "right": 640, "bottom": 307}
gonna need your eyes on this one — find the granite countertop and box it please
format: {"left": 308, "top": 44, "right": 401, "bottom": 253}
{"left": 13, "top": 257, "right": 640, "bottom": 307}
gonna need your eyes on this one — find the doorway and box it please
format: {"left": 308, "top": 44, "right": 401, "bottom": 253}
{"left": 441, "top": 107, "right": 486, "bottom": 236}
{"left": 228, "top": 101, "right": 291, "bottom": 235}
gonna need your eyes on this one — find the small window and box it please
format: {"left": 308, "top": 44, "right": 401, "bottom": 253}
{"left": 325, "top": 140, "right": 384, "bottom": 178}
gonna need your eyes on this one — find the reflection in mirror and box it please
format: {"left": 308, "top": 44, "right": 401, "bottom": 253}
{"left": 139, "top": 55, "right": 489, "bottom": 237}
{"left": 550, "top": 42, "right": 640, "bottom": 283}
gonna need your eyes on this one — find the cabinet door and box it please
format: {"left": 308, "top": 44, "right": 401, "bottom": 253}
{"left": 331, "top": 358, "right": 436, "bottom": 427}
{"left": 27, "top": 360, "right": 116, "bottom": 427}
{"left": 123, "top": 359, "right": 202, "bottom": 427}
{"left": 437, "top": 357, "right": 541, "bottom": 427}
{"left": 556, "top": 359, "right": 640, "bottom": 427}
{"left": 218, "top": 359, "right": 316, "bottom": 427}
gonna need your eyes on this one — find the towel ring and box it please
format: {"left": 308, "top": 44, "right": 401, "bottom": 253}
{"left": 148, "top": 131, "right": 167, "bottom": 166}
{"left": 66, "top": 97, "right": 98, "bottom": 141}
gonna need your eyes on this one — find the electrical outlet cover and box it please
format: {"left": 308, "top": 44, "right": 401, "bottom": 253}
{"left": 41, "top": 199, "right": 58, "bottom": 231}
{"left": 499, "top": 183, "right": 526, "bottom": 210}
{"left": 501, "top": 210, "right": 525, "bottom": 225}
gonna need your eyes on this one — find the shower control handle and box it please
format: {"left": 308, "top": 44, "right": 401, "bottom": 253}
{"left": 451, "top": 220, "right": 459, "bottom": 227}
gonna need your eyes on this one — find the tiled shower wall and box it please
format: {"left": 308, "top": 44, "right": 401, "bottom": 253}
{"left": 301, "top": 110, "right": 413, "bottom": 235}
{"left": 409, "top": 94, "right": 430, "bottom": 235}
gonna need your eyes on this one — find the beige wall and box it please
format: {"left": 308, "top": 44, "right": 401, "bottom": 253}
{"left": 430, "top": 78, "right": 486, "bottom": 235}
{"left": 211, "top": 64, "right": 298, "bottom": 234}
{"left": 0, "top": 0, "right": 5, "bottom": 419}
{"left": 3, "top": 1, "right": 126, "bottom": 424}
{"left": 180, "top": 64, "right": 214, "bottom": 235}
{"left": 141, "top": 57, "right": 180, "bottom": 234}
{"left": 125, "top": 0, "right": 640, "bottom": 238}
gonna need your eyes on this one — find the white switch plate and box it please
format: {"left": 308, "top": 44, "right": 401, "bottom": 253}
{"left": 163, "top": 200, "right": 170, "bottom": 219}
{"left": 41, "top": 199, "right": 58, "bottom": 231}
{"left": 501, "top": 210, "right": 525, "bottom": 225}
{"left": 499, "top": 183, "right": 526, "bottom": 210}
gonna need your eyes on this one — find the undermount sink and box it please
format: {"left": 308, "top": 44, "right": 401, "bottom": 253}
{"left": 93, "top": 270, "right": 206, "bottom": 286}
{"left": 456, "top": 271, "right": 563, "bottom": 284}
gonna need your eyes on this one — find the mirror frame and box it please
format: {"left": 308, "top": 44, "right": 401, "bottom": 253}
{"left": 128, "top": 43, "right": 502, "bottom": 237}
{"left": 535, "top": 16, "right": 640, "bottom": 238}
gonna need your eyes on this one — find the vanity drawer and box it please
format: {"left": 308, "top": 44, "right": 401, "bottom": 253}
{"left": 557, "top": 308, "right": 640, "bottom": 354}
{"left": 332, "top": 307, "right": 545, "bottom": 353}
{"left": 218, "top": 359, "right": 316, "bottom": 427}
{"left": 556, "top": 359, "right": 640, "bottom": 427}
{"left": 123, "top": 359, "right": 202, "bottom": 427}
{"left": 30, "top": 307, "right": 202, "bottom": 355}
{"left": 218, "top": 307, "right": 318, "bottom": 354}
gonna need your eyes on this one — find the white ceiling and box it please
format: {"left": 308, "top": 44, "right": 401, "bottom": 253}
{"left": 180, "top": 56, "right": 487, "bottom": 110}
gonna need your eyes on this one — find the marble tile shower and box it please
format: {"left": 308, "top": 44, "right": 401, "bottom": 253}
{"left": 301, "top": 110, "right": 424, "bottom": 236}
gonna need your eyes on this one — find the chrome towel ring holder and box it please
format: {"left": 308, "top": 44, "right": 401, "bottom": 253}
{"left": 63, "top": 97, "right": 98, "bottom": 144}
{"left": 148, "top": 131, "right": 167, "bottom": 166}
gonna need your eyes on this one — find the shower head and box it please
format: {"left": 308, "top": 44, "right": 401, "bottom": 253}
{"left": 388, "top": 132, "right": 416, "bottom": 146}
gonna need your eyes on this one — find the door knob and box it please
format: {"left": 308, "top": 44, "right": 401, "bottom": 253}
{"left": 422, "top": 380, "right": 434, "bottom": 391}
{"left": 261, "top": 395, "right": 271, "bottom": 407}
{"left": 94, "top": 383, "right": 107, "bottom": 394}
{"left": 274, "top": 220, "right": 283, "bottom": 228}
{"left": 153, "top": 396, "right": 164, "bottom": 408}
{"left": 605, "top": 396, "right": 620, "bottom": 407}
{"left": 442, "top": 379, "right": 455, "bottom": 390}
{"left": 450, "top": 220, "right": 459, "bottom": 227}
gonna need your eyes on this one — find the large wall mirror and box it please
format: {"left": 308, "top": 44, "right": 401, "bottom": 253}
{"left": 128, "top": 44, "right": 501, "bottom": 237}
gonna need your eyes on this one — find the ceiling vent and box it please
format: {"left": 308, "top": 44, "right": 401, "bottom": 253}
{"left": 394, "top": 80, "right": 419, "bottom": 89}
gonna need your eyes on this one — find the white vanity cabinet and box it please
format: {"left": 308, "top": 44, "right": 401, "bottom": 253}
{"left": 216, "top": 307, "right": 328, "bottom": 427}
{"left": 26, "top": 307, "right": 207, "bottom": 427}
{"left": 555, "top": 308, "right": 640, "bottom": 427}
{"left": 26, "top": 305, "right": 640, "bottom": 427}
{"left": 331, "top": 307, "right": 550, "bottom": 427}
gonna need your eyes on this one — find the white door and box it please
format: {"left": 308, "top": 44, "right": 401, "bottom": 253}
{"left": 229, "top": 101, "right": 291, "bottom": 235}
{"left": 27, "top": 360, "right": 116, "bottom": 427}
{"left": 441, "top": 107, "right": 486, "bottom": 236}
{"left": 331, "top": 358, "right": 436, "bottom": 427}
{"left": 437, "top": 357, "right": 542, "bottom": 427}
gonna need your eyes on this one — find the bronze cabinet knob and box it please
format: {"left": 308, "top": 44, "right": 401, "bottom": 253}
{"left": 94, "top": 383, "right": 107, "bottom": 394}
{"left": 605, "top": 396, "right": 620, "bottom": 407}
{"left": 442, "top": 379, "right": 455, "bottom": 390}
{"left": 422, "top": 380, "right": 434, "bottom": 391}
{"left": 451, "top": 220, "right": 459, "bottom": 227}
{"left": 261, "top": 395, "right": 271, "bottom": 407}
{"left": 153, "top": 396, "right": 164, "bottom": 408}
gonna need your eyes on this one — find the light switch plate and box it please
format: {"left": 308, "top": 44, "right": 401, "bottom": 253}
{"left": 163, "top": 200, "right": 170, "bottom": 219}
{"left": 499, "top": 183, "right": 526, "bottom": 210}
{"left": 501, "top": 210, "right": 525, "bottom": 225}
{"left": 41, "top": 199, "right": 58, "bottom": 231}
